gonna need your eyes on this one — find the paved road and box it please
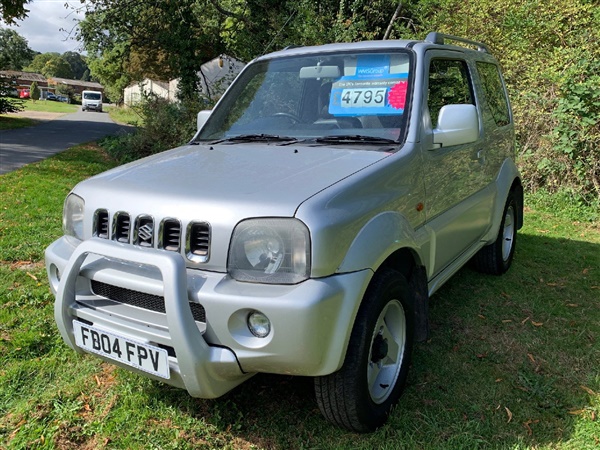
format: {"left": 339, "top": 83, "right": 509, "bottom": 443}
{"left": 0, "top": 109, "right": 129, "bottom": 175}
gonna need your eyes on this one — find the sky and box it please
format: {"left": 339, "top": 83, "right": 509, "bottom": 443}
{"left": 5, "top": 0, "right": 86, "bottom": 54}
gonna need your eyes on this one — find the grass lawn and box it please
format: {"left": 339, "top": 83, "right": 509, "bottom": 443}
{"left": 22, "top": 99, "right": 79, "bottom": 114}
{"left": 105, "top": 105, "right": 143, "bottom": 126}
{"left": 0, "top": 145, "right": 598, "bottom": 449}
{"left": 1, "top": 99, "right": 79, "bottom": 130}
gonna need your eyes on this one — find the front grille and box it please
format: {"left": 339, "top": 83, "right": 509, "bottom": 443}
{"left": 95, "top": 209, "right": 211, "bottom": 263}
{"left": 91, "top": 280, "right": 206, "bottom": 323}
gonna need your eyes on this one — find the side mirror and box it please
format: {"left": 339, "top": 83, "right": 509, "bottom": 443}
{"left": 197, "top": 110, "right": 212, "bottom": 132}
{"left": 432, "top": 104, "right": 479, "bottom": 148}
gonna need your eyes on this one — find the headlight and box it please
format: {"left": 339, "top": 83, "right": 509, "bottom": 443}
{"left": 63, "top": 193, "right": 85, "bottom": 241}
{"left": 228, "top": 218, "right": 311, "bottom": 284}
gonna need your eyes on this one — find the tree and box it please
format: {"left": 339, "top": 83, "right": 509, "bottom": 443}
{"left": 24, "top": 53, "right": 60, "bottom": 73}
{"left": 62, "top": 51, "right": 88, "bottom": 79}
{"left": 55, "top": 83, "right": 74, "bottom": 101}
{"left": 25, "top": 52, "right": 74, "bottom": 78}
{"left": 29, "top": 80, "right": 39, "bottom": 101}
{"left": 41, "top": 56, "right": 73, "bottom": 78}
{"left": 0, "top": 75, "right": 22, "bottom": 113}
{"left": 0, "top": 27, "right": 35, "bottom": 70}
{"left": 79, "top": 0, "right": 226, "bottom": 101}
{"left": 0, "top": 0, "right": 30, "bottom": 24}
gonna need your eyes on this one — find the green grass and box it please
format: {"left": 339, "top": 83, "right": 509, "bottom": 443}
{"left": 22, "top": 100, "right": 79, "bottom": 114}
{"left": 106, "top": 105, "right": 143, "bottom": 126}
{"left": 0, "top": 116, "right": 38, "bottom": 130}
{"left": 1, "top": 147, "right": 598, "bottom": 449}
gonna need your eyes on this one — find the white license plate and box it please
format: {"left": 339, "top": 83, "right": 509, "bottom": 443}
{"left": 73, "top": 321, "right": 170, "bottom": 379}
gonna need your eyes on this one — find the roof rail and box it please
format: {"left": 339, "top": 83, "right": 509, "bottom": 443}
{"left": 282, "top": 45, "right": 303, "bottom": 51}
{"left": 425, "top": 32, "right": 490, "bottom": 53}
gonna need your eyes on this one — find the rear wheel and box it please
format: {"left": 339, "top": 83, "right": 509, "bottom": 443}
{"left": 314, "top": 268, "right": 414, "bottom": 432}
{"left": 472, "top": 191, "right": 517, "bottom": 274}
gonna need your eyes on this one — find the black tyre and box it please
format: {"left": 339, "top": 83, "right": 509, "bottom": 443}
{"left": 314, "top": 268, "right": 414, "bottom": 432}
{"left": 472, "top": 191, "right": 517, "bottom": 275}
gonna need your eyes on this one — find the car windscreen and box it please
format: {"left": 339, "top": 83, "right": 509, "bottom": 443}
{"left": 84, "top": 93, "right": 101, "bottom": 100}
{"left": 197, "top": 50, "right": 413, "bottom": 145}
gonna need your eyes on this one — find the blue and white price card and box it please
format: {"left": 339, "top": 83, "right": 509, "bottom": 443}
{"left": 329, "top": 55, "right": 408, "bottom": 117}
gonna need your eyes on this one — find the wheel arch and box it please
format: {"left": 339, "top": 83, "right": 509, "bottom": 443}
{"left": 482, "top": 159, "right": 524, "bottom": 244}
{"left": 349, "top": 257, "right": 430, "bottom": 362}
{"left": 377, "top": 248, "right": 430, "bottom": 342}
{"left": 337, "top": 212, "right": 430, "bottom": 345}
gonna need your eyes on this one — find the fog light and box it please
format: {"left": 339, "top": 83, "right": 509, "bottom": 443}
{"left": 247, "top": 311, "right": 271, "bottom": 338}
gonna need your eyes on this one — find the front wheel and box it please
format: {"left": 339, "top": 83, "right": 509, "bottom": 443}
{"left": 314, "top": 269, "right": 414, "bottom": 432}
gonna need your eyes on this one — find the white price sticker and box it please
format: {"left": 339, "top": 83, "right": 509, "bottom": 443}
{"left": 340, "top": 88, "right": 387, "bottom": 108}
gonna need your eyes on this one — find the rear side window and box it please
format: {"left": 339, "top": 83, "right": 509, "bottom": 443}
{"left": 428, "top": 59, "right": 474, "bottom": 128}
{"left": 476, "top": 62, "right": 510, "bottom": 127}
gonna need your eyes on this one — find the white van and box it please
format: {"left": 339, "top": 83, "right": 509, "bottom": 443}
{"left": 81, "top": 90, "right": 103, "bottom": 112}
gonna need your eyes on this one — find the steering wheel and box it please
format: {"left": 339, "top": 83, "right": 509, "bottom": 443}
{"left": 268, "top": 112, "right": 301, "bottom": 123}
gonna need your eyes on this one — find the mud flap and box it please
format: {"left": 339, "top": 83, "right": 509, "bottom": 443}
{"left": 409, "top": 265, "right": 430, "bottom": 342}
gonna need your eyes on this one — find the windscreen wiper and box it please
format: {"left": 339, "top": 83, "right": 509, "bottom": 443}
{"left": 314, "top": 135, "right": 398, "bottom": 145}
{"left": 207, "top": 134, "right": 301, "bottom": 144}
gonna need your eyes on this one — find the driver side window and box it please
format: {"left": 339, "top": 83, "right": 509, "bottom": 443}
{"left": 428, "top": 59, "right": 474, "bottom": 128}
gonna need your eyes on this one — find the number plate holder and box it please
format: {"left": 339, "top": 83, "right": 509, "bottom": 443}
{"left": 73, "top": 320, "right": 170, "bottom": 379}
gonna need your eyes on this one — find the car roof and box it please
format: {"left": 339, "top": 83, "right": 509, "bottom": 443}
{"left": 259, "top": 33, "right": 493, "bottom": 61}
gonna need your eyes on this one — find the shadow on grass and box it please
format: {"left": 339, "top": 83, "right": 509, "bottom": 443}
{"left": 147, "top": 232, "right": 599, "bottom": 448}
{"left": 0, "top": 115, "right": 38, "bottom": 130}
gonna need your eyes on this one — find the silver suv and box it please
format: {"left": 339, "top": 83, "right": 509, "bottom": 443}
{"left": 46, "top": 33, "right": 523, "bottom": 432}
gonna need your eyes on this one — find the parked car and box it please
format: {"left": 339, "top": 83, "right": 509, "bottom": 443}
{"left": 0, "top": 87, "right": 19, "bottom": 98}
{"left": 46, "top": 32, "right": 523, "bottom": 432}
{"left": 47, "top": 92, "right": 57, "bottom": 101}
{"left": 56, "top": 95, "right": 69, "bottom": 103}
{"left": 18, "top": 89, "right": 30, "bottom": 99}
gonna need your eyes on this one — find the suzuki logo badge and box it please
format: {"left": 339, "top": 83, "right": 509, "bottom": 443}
{"left": 138, "top": 223, "right": 154, "bottom": 241}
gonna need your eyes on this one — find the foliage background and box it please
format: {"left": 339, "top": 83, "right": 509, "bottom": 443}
{"left": 79, "top": 0, "right": 599, "bottom": 210}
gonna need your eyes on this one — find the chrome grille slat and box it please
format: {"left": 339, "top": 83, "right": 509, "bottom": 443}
{"left": 161, "top": 219, "right": 181, "bottom": 252}
{"left": 113, "top": 212, "right": 131, "bottom": 243}
{"left": 94, "top": 209, "right": 109, "bottom": 239}
{"left": 189, "top": 223, "right": 210, "bottom": 256}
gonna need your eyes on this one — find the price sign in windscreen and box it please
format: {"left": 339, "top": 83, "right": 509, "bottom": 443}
{"left": 329, "top": 54, "right": 409, "bottom": 117}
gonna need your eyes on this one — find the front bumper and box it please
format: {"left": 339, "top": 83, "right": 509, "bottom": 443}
{"left": 83, "top": 103, "right": 102, "bottom": 111}
{"left": 46, "top": 237, "right": 371, "bottom": 398}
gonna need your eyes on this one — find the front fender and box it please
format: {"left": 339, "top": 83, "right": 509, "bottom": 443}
{"left": 337, "top": 211, "right": 422, "bottom": 273}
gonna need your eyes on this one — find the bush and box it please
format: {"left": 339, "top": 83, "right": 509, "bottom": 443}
{"left": 100, "top": 95, "right": 205, "bottom": 163}
{"left": 30, "top": 81, "right": 40, "bottom": 102}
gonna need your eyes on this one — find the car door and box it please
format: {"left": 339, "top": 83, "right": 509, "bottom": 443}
{"left": 421, "top": 52, "right": 490, "bottom": 276}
